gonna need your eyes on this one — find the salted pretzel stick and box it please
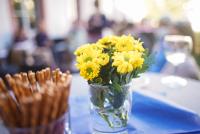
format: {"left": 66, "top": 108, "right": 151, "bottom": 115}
{"left": 0, "top": 78, "right": 7, "bottom": 93}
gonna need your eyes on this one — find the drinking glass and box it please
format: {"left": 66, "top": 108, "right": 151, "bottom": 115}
{"left": 161, "top": 35, "right": 193, "bottom": 88}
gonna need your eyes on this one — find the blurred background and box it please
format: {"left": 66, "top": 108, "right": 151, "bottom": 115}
{"left": 0, "top": 0, "right": 200, "bottom": 80}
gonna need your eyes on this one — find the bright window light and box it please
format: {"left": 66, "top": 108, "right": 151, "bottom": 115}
{"left": 185, "top": 0, "right": 200, "bottom": 32}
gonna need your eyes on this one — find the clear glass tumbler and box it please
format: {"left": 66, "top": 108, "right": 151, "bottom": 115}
{"left": 89, "top": 83, "right": 132, "bottom": 134}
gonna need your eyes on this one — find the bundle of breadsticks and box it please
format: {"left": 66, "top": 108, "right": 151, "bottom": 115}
{"left": 0, "top": 68, "right": 72, "bottom": 133}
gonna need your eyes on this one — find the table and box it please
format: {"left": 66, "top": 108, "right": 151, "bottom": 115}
{"left": 1, "top": 72, "right": 200, "bottom": 133}
{"left": 71, "top": 72, "right": 200, "bottom": 115}
{"left": 69, "top": 72, "right": 200, "bottom": 134}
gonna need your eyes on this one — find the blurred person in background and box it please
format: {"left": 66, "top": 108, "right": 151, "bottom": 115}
{"left": 13, "top": 22, "right": 27, "bottom": 44}
{"left": 87, "top": 0, "right": 108, "bottom": 42}
{"left": 123, "top": 22, "right": 137, "bottom": 37}
{"left": 138, "top": 18, "right": 155, "bottom": 52}
{"left": 161, "top": 21, "right": 200, "bottom": 80}
{"left": 63, "top": 19, "right": 87, "bottom": 72}
{"left": 35, "top": 20, "right": 52, "bottom": 47}
{"left": 149, "top": 16, "right": 172, "bottom": 72}
{"left": 34, "top": 20, "right": 55, "bottom": 68}
{"left": 67, "top": 19, "right": 87, "bottom": 52}
{"left": 8, "top": 21, "right": 35, "bottom": 68}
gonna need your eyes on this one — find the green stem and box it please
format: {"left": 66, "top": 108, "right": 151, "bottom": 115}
{"left": 99, "top": 113, "right": 113, "bottom": 128}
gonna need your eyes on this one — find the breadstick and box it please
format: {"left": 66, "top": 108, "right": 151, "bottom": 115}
{"left": 7, "top": 94, "right": 20, "bottom": 126}
{"left": 30, "top": 93, "right": 42, "bottom": 134}
{"left": 21, "top": 72, "right": 29, "bottom": 85}
{"left": 6, "top": 76, "right": 22, "bottom": 101}
{"left": 13, "top": 73, "right": 22, "bottom": 81}
{"left": 28, "top": 71, "right": 37, "bottom": 92}
{"left": 49, "top": 86, "right": 62, "bottom": 121}
{"left": 37, "top": 71, "right": 45, "bottom": 86}
{"left": 19, "top": 96, "right": 33, "bottom": 127}
{"left": 45, "top": 68, "right": 51, "bottom": 81}
{"left": 39, "top": 89, "right": 54, "bottom": 134}
{"left": 0, "top": 68, "right": 72, "bottom": 134}
{"left": 5, "top": 74, "right": 14, "bottom": 87}
{"left": 39, "top": 87, "right": 54, "bottom": 126}
{"left": 58, "top": 75, "right": 72, "bottom": 116}
{"left": 52, "top": 70, "right": 56, "bottom": 83}
{"left": 0, "top": 93, "right": 16, "bottom": 127}
{"left": 0, "top": 78, "right": 7, "bottom": 93}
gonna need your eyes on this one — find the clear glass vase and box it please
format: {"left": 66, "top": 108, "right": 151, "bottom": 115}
{"left": 89, "top": 83, "right": 132, "bottom": 133}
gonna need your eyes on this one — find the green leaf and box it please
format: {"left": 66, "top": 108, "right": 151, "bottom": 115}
{"left": 112, "top": 82, "right": 121, "bottom": 93}
{"left": 132, "top": 50, "right": 155, "bottom": 77}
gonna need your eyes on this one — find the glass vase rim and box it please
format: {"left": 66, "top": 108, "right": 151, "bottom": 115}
{"left": 89, "top": 82, "right": 132, "bottom": 88}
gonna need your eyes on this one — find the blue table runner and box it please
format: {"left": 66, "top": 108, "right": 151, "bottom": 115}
{"left": 70, "top": 91, "right": 200, "bottom": 134}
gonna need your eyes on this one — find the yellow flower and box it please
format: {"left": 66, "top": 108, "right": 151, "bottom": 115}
{"left": 115, "top": 35, "right": 134, "bottom": 52}
{"left": 112, "top": 51, "right": 144, "bottom": 74}
{"left": 74, "top": 43, "right": 103, "bottom": 57}
{"left": 133, "top": 39, "right": 145, "bottom": 52}
{"left": 97, "top": 53, "right": 109, "bottom": 66}
{"left": 77, "top": 53, "right": 95, "bottom": 64}
{"left": 74, "top": 44, "right": 91, "bottom": 56}
{"left": 91, "top": 43, "right": 104, "bottom": 52}
{"left": 79, "top": 62, "right": 100, "bottom": 80}
{"left": 97, "top": 35, "right": 119, "bottom": 48}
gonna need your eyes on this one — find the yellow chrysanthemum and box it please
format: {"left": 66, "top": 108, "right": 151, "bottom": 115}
{"left": 74, "top": 43, "right": 102, "bottom": 56}
{"left": 97, "top": 53, "right": 109, "bottom": 66}
{"left": 97, "top": 35, "right": 119, "bottom": 48}
{"left": 112, "top": 51, "right": 144, "bottom": 74}
{"left": 77, "top": 53, "right": 95, "bottom": 64}
{"left": 79, "top": 62, "right": 100, "bottom": 80}
{"left": 74, "top": 44, "right": 91, "bottom": 56}
{"left": 133, "top": 39, "right": 145, "bottom": 52}
{"left": 115, "top": 35, "right": 134, "bottom": 52}
{"left": 91, "top": 43, "right": 104, "bottom": 52}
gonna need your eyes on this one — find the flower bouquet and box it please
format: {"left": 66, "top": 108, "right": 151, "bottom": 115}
{"left": 74, "top": 35, "right": 153, "bottom": 133}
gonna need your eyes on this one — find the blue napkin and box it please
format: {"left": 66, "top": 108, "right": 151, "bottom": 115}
{"left": 69, "top": 91, "right": 200, "bottom": 134}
